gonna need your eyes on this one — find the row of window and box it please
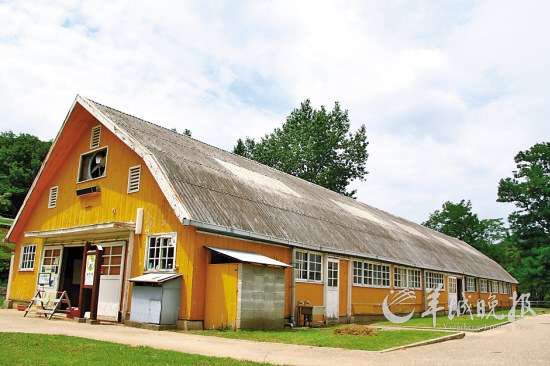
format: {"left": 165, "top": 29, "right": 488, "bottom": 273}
{"left": 19, "top": 242, "right": 513, "bottom": 296}
{"left": 294, "top": 250, "right": 513, "bottom": 294}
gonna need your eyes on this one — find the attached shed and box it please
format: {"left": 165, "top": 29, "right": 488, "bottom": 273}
{"left": 204, "top": 247, "right": 290, "bottom": 330}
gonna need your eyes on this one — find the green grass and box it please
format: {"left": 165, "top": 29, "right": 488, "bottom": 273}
{"left": 184, "top": 326, "right": 455, "bottom": 351}
{"left": 0, "top": 333, "right": 270, "bottom": 366}
{"left": 370, "top": 308, "right": 545, "bottom": 329}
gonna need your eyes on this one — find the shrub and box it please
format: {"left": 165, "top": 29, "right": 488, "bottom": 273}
{"left": 333, "top": 324, "right": 377, "bottom": 336}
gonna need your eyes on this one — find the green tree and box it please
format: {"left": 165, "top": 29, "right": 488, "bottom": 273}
{"left": 422, "top": 199, "right": 508, "bottom": 255}
{"left": 0, "top": 131, "right": 51, "bottom": 217}
{"left": 497, "top": 142, "right": 550, "bottom": 300}
{"left": 233, "top": 99, "right": 369, "bottom": 197}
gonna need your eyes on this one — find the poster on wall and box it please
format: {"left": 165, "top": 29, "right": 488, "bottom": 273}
{"left": 84, "top": 254, "right": 96, "bottom": 286}
{"left": 38, "top": 273, "right": 51, "bottom": 286}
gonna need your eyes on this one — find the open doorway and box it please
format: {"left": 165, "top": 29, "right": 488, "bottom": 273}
{"left": 59, "top": 246, "right": 84, "bottom": 309}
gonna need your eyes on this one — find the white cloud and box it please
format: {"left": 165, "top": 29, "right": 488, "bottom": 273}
{"left": 0, "top": 0, "right": 548, "bottom": 225}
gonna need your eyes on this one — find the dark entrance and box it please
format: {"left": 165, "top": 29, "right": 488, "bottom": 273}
{"left": 457, "top": 278, "right": 464, "bottom": 303}
{"left": 59, "top": 246, "right": 84, "bottom": 309}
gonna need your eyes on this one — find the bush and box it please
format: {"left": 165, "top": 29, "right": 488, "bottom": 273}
{"left": 333, "top": 324, "right": 377, "bottom": 336}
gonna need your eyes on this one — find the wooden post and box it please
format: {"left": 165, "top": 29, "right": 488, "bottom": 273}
{"left": 77, "top": 242, "right": 91, "bottom": 316}
{"left": 89, "top": 247, "right": 103, "bottom": 321}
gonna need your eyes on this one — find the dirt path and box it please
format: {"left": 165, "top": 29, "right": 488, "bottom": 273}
{"left": 1, "top": 309, "right": 548, "bottom": 365}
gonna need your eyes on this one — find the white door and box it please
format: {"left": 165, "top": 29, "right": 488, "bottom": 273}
{"left": 326, "top": 258, "right": 339, "bottom": 319}
{"left": 448, "top": 276, "right": 458, "bottom": 313}
{"left": 36, "top": 245, "right": 63, "bottom": 298}
{"left": 97, "top": 241, "right": 126, "bottom": 321}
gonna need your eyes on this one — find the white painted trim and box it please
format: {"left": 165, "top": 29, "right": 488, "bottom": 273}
{"left": 122, "top": 233, "right": 134, "bottom": 319}
{"left": 90, "top": 125, "right": 101, "bottom": 149}
{"left": 127, "top": 165, "right": 142, "bottom": 194}
{"left": 18, "top": 243, "right": 37, "bottom": 271}
{"left": 48, "top": 186, "right": 58, "bottom": 209}
{"left": 144, "top": 232, "right": 177, "bottom": 272}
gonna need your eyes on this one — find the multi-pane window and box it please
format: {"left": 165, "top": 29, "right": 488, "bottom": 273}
{"left": 448, "top": 277, "right": 457, "bottom": 293}
{"left": 101, "top": 245, "right": 123, "bottom": 275}
{"left": 327, "top": 260, "right": 338, "bottom": 287}
{"left": 353, "top": 260, "right": 390, "bottom": 287}
{"left": 353, "top": 260, "right": 363, "bottom": 285}
{"left": 394, "top": 267, "right": 421, "bottom": 289}
{"left": 466, "top": 277, "right": 476, "bottom": 292}
{"left": 480, "top": 279, "right": 488, "bottom": 293}
{"left": 20, "top": 244, "right": 37, "bottom": 270}
{"left": 490, "top": 280, "right": 498, "bottom": 293}
{"left": 145, "top": 234, "right": 176, "bottom": 271}
{"left": 294, "top": 250, "right": 322, "bottom": 282}
{"left": 425, "top": 271, "right": 445, "bottom": 290}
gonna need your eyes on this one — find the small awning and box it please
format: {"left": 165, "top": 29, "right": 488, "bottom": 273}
{"left": 205, "top": 246, "right": 291, "bottom": 268}
{"left": 129, "top": 273, "right": 182, "bottom": 284}
{"left": 25, "top": 222, "right": 135, "bottom": 238}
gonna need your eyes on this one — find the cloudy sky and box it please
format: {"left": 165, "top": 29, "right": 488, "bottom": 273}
{"left": 1, "top": 0, "right": 548, "bottom": 224}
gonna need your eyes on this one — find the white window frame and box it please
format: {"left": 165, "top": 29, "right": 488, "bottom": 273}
{"left": 127, "top": 165, "right": 142, "bottom": 193}
{"left": 294, "top": 250, "right": 323, "bottom": 283}
{"left": 466, "top": 277, "right": 476, "bottom": 292}
{"left": 480, "top": 279, "right": 488, "bottom": 293}
{"left": 145, "top": 233, "right": 177, "bottom": 272}
{"left": 48, "top": 186, "right": 58, "bottom": 209}
{"left": 394, "top": 266, "right": 421, "bottom": 290}
{"left": 77, "top": 147, "right": 108, "bottom": 183}
{"left": 425, "top": 271, "right": 445, "bottom": 290}
{"left": 19, "top": 244, "right": 37, "bottom": 271}
{"left": 490, "top": 280, "right": 498, "bottom": 294}
{"left": 352, "top": 260, "right": 390, "bottom": 288}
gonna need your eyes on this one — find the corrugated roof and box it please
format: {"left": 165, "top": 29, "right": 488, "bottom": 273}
{"left": 205, "top": 246, "right": 291, "bottom": 267}
{"left": 79, "top": 96, "right": 517, "bottom": 283}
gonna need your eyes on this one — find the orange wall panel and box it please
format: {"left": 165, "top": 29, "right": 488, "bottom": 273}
{"left": 339, "top": 259, "right": 349, "bottom": 317}
{"left": 204, "top": 263, "right": 239, "bottom": 329}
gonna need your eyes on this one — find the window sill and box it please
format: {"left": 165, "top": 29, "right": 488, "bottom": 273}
{"left": 295, "top": 279, "right": 323, "bottom": 285}
{"left": 352, "top": 284, "right": 391, "bottom": 289}
{"left": 18, "top": 268, "right": 34, "bottom": 272}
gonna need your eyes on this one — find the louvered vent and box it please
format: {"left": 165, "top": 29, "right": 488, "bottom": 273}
{"left": 90, "top": 125, "right": 101, "bottom": 148}
{"left": 48, "top": 186, "right": 58, "bottom": 208}
{"left": 127, "top": 165, "right": 141, "bottom": 193}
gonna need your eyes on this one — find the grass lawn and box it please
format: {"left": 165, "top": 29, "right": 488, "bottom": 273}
{"left": 185, "top": 327, "right": 455, "bottom": 352}
{"left": 370, "top": 308, "right": 546, "bottom": 329}
{"left": 0, "top": 333, "right": 271, "bottom": 366}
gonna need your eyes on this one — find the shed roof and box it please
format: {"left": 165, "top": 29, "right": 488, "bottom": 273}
{"left": 74, "top": 96, "right": 517, "bottom": 283}
{"left": 205, "top": 246, "right": 291, "bottom": 267}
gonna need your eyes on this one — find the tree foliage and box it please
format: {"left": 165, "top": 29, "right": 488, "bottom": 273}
{"left": 0, "top": 131, "right": 51, "bottom": 217}
{"left": 422, "top": 199, "right": 507, "bottom": 255}
{"left": 233, "top": 99, "right": 369, "bottom": 197}
{"left": 497, "top": 142, "right": 550, "bottom": 300}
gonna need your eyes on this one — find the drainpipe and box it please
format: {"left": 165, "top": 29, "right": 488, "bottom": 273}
{"left": 5, "top": 252, "right": 14, "bottom": 308}
{"left": 290, "top": 247, "right": 296, "bottom": 325}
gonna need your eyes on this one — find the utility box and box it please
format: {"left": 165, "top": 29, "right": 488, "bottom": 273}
{"left": 129, "top": 273, "right": 181, "bottom": 325}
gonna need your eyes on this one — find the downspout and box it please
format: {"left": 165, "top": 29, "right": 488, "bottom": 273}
{"left": 291, "top": 247, "right": 296, "bottom": 325}
{"left": 5, "top": 252, "right": 14, "bottom": 308}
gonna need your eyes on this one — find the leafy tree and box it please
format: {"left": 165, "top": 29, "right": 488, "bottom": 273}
{"left": 233, "top": 99, "right": 369, "bottom": 197}
{"left": 497, "top": 142, "right": 550, "bottom": 300}
{"left": 422, "top": 200, "right": 507, "bottom": 252}
{"left": 0, "top": 131, "right": 51, "bottom": 217}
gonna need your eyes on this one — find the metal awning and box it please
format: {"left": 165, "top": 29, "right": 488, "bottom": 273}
{"left": 129, "top": 273, "right": 182, "bottom": 283}
{"left": 205, "top": 246, "right": 291, "bottom": 268}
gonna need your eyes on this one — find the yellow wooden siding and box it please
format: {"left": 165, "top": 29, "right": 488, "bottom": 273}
{"left": 192, "top": 232, "right": 292, "bottom": 320}
{"left": 204, "top": 263, "right": 239, "bottom": 329}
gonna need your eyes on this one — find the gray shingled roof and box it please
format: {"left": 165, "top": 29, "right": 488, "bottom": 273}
{"left": 83, "top": 97, "right": 517, "bottom": 283}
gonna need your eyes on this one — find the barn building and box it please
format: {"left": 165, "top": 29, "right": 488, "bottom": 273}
{"left": 5, "top": 96, "right": 517, "bottom": 329}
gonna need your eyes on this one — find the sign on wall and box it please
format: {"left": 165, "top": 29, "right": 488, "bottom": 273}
{"left": 84, "top": 254, "right": 96, "bottom": 286}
